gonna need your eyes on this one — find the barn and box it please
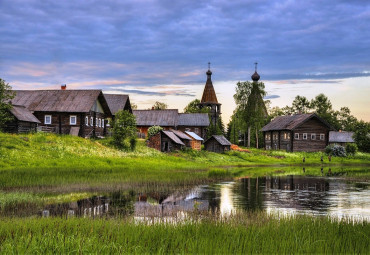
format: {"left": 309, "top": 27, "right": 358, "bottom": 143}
{"left": 328, "top": 131, "right": 355, "bottom": 146}
{"left": 204, "top": 135, "right": 232, "bottom": 153}
{"left": 4, "top": 105, "right": 40, "bottom": 133}
{"left": 147, "top": 130, "right": 185, "bottom": 152}
{"left": 261, "top": 113, "right": 332, "bottom": 152}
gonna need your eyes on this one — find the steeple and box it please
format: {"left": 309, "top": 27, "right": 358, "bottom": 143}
{"left": 201, "top": 62, "right": 218, "bottom": 104}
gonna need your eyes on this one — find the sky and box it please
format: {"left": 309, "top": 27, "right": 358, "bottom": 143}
{"left": 1, "top": 0, "right": 369, "bottom": 122}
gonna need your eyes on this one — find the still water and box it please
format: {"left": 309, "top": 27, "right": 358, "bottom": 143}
{"left": 39, "top": 175, "right": 370, "bottom": 221}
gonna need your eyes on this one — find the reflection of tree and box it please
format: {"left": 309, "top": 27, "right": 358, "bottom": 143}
{"left": 233, "top": 178, "right": 265, "bottom": 211}
{"left": 108, "top": 190, "right": 136, "bottom": 216}
{"left": 200, "top": 187, "right": 220, "bottom": 214}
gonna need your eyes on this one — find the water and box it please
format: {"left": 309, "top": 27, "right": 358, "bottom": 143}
{"left": 4, "top": 176, "right": 370, "bottom": 221}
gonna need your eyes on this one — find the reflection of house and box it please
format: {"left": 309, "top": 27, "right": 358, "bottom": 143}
{"left": 204, "top": 135, "right": 231, "bottom": 153}
{"left": 147, "top": 130, "right": 185, "bottom": 152}
{"left": 261, "top": 113, "right": 332, "bottom": 152}
{"left": 5, "top": 105, "right": 40, "bottom": 133}
{"left": 185, "top": 131, "right": 204, "bottom": 151}
{"left": 10, "top": 88, "right": 113, "bottom": 137}
{"left": 133, "top": 110, "right": 209, "bottom": 139}
{"left": 329, "top": 131, "right": 354, "bottom": 146}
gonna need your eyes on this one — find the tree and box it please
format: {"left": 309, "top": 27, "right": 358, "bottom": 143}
{"left": 336, "top": 107, "right": 358, "bottom": 131}
{"left": 131, "top": 102, "right": 138, "bottom": 110}
{"left": 0, "top": 78, "right": 15, "bottom": 130}
{"left": 291, "top": 95, "right": 311, "bottom": 114}
{"left": 184, "top": 99, "right": 209, "bottom": 113}
{"left": 353, "top": 120, "right": 370, "bottom": 152}
{"left": 152, "top": 101, "right": 168, "bottom": 110}
{"left": 112, "top": 110, "right": 137, "bottom": 150}
{"left": 310, "top": 93, "right": 339, "bottom": 129}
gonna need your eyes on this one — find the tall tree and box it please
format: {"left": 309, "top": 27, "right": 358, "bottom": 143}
{"left": 336, "top": 107, "right": 358, "bottom": 131}
{"left": 291, "top": 95, "right": 311, "bottom": 114}
{"left": 151, "top": 101, "right": 168, "bottom": 110}
{"left": 311, "top": 93, "right": 339, "bottom": 129}
{"left": 353, "top": 120, "right": 370, "bottom": 152}
{"left": 0, "top": 78, "right": 15, "bottom": 131}
{"left": 184, "top": 99, "right": 209, "bottom": 113}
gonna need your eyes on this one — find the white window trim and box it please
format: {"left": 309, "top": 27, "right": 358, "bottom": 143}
{"left": 85, "top": 116, "right": 89, "bottom": 126}
{"left": 96, "top": 118, "right": 98, "bottom": 127}
{"left": 70, "top": 115, "right": 77, "bottom": 125}
{"left": 44, "top": 115, "right": 52, "bottom": 125}
{"left": 311, "top": 134, "right": 316, "bottom": 140}
{"left": 98, "top": 118, "right": 101, "bottom": 128}
{"left": 295, "top": 133, "right": 299, "bottom": 140}
{"left": 320, "top": 134, "right": 325, "bottom": 140}
{"left": 102, "top": 119, "right": 105, "bottom": 128}
{"left": 303, "top": 133, "right": 308, "bottom": 140}
{"left": 90, "top": 117, "right": 94, "bottom": 127}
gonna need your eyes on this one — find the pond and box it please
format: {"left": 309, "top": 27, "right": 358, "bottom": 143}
{"left": 34, "top": 175, "right": 369, "bottom": 222}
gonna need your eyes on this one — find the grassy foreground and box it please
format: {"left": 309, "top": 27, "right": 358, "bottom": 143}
{"left": 0, "top": 214, "right": 368, "bottom": 254}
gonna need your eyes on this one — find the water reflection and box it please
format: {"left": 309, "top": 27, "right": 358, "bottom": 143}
{"left": 31, "top": 176, "right": 370, "bottom": 222}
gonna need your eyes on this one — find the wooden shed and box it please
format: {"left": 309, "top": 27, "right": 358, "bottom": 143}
{"left": 147, "top": 130, "right": 185, "bottom": 152}
{"left": 185, "top": 131, "right": 204, "bottom": 151}
{"left": 170, "top": 129, "right": 192, "bottom": 148}
{"left": 5, "top": 105, "right": 40, "bottom": 133}
{"left": 261, "top": 113, "right": 332, "bottom": 152}
{"left": 329, "top": 131, "right": 355, "bottom": 146}
{"left": 204, "top": 135, "right": 231, "bottom": 153}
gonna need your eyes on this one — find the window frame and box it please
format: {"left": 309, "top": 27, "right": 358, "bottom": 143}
{"left": 85, "top": 116, "right": 89, "bottom": 126}
{"left": 96, "top": 118, "right": 98, "bottom": 127}
{"left": 102, "top": 119, "right": 104, "bottom": 128}
{"left": 320, "top": 134, "right": 325, "bottom": 140}
{"left": 44, "top": 115, "right": 52, "bottom": 125}
{"left": 98, "top": 118, "right": 101, "bottom": 128}
{"left": 294, "top": 133, "right": 299, "bottom": 140}
{"left": 303, "top": 133, "right": 308, "bottom": 140}
{"left": 311, "top": 134, "right": 316, "bottom": 140}
{"left": 70, "top": 115, "right": 77, "bottom": 125}
{"left": 90, "top": 117, "right": 94, "bottom": 127}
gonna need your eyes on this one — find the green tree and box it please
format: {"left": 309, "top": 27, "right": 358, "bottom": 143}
{"left": 152, "top": 101, "right": 168, "bottom": 110}
{"left": 291, "top": 95, "right": 311, "bottom": 114}
{"left": 311, "top": 93, "right": 339, "bottom": 129}
{"left": 147, "top": 125, "right": 163, "bottom": 138}
{"left": 0, "top": 78, "right": 15, "bottom": 131}
{"left": 112, "top": 110, "right": 137, "bottom": 150}
{"left": 336, "top": 107, "right": 358, "bottom": 131}
{"left": 353, "top": 120, "right": 370, "bottom": 152}
{"left": 184, "top": 99, "right": 209, "bottom": 113}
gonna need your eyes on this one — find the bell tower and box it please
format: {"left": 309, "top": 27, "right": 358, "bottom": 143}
{"left": 200, "top": 62, "right": 221, "bottom": 126}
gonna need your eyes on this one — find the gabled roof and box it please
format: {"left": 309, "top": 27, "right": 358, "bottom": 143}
{"left": 205, "top": 135, "right": 231, "bottom": 146}
{"left": 170, "top": 129, "right": 192, "bottom": 140}
{"left": 133, "top": 110, "right": 179, "bottom": 127}
{"left": 104, "top": 94, "right": 131, "bottom": 115}
{"left": 178, "top": 113, "right": 210, "bottom": 127}
{"left": 329, "top": 131, "right": 354, "bottom": 143}
{"left": 12, "top": 90, "right": 112, "bottom": 116}
{"left": 162, "top": 130, "right": 185, "bottom": 145}
{"left": 10, "top": 105, "right": 40, "bottom": 123}
{"left": 261, "top": 113, "right": 332, "bottom": 131}
{"left": 185, "top": 131, "right": 204, "bottom": 141}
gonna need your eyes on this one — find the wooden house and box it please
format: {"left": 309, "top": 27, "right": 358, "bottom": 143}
{"left": 147, "top": 130, "right": 185, "bottom": 152}
{"left": 185, "top": 131, "right": 204, "bottom": 151}
{"left": 104, "top": 94, "right": 132, "bottom": 117}
{"left": 204, "top": 135, "right": 232, "bottom": 153}
{"left": 261, "top": 113, "right": 332, "bottom": 152}
{"left": 328, "top": 131, "right": 355, "bottom": 146}
{"left": 133, "top": 110, "right": 209, "bottom": 139}
{"left": 170, "top": 129, "right": 192, "bottom": 147}
{"left": 4, "top": 105, "right": 40, "bottom": 133}
{"left": 11, "top": 89, "right": 112, "bottom": 137}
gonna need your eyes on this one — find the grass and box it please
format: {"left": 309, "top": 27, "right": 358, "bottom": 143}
{"left": 0, "top": 213, "right": 368, "bottom": 254}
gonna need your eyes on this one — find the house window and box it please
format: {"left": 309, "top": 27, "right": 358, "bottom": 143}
{"left": 98, "top": 118, "right": 101, "bottom": 128}
{"left": 44, "top": 115, "right": 52, "bottom": 125}
{"left": 311, "top": 134, "right": 316, "bottom": 140}
{"left": 102, "top": 119, "right": 104, "bottom": 128}
{"left": 320, "top": 134, "right": 325, "bottom": 140}
{"left": 303, "top": 133, "right": 308, "bottom": 140}
{"left": 96, "top": 118, "right": 98, "bottom": 127}
{"left": 90, "top": 117, "right": 94, "bottom": 127}
{"left": 294, "top": 133, "right": 299, "bottom": 140}
{"left": 287, "top": 133, "right": 290, "bottom": 139}
{"left": 265, "top": 134, "right": 268, "bottom": 140}
{"left": 85, "top": 116, "right": 89, "bottom": 126}
{"left": 70, "top": 116, "right": 77, "bottom": 125}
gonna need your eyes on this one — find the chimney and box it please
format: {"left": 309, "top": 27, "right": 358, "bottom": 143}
{"left": 61, "top": 84, "right": 67, "bottom": 90}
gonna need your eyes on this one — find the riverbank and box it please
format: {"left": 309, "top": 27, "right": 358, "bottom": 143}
{"left": 0, "top": 213, "right": 368, "bottom": 254}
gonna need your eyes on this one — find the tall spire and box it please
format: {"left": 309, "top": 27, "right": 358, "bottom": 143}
{"left": 251, "top": 62, "right": 260, "bottom": 82}
{"left": 206, "top": 61, "right": 212, "bottom": 80}
{"left": 201, "top": 62, "right": 218, "bottom": 103}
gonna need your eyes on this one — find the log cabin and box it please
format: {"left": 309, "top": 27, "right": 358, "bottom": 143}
{"left": 328, "top": 131, "right": 355, "bottom": 146}
{"left": 11, "top": 89, "right": 112, "bottom": 137}
{"left": 185, "top": 131, "right": 204, "bottom": 151}
{"left": 204, "top": 135, "right": 232, "bottom": 153}
{"left": 5, "top": 105, "right": 40, "bottom": 133}
{"left": 147, "top": 130, "right": 185, "bottom": 152}
{"left": 261, "top": 113, "right": 332, "bottom": 152}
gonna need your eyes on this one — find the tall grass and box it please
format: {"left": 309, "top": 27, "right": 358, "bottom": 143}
{"left": 0, "top": 213, "right": 368, "bottom": 253}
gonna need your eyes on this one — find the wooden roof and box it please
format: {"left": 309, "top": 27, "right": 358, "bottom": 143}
{"left": 10, "top": 105, "right": 40, "bottom": 123}
{"left": 104, "top": 94, "right": 131, "bottom": 115}
{"left": 133, "top": 110, "right": 179, "bottom": 127}
{"left": 261, "top": 113, "right": 332, "bottom": 131}
{"left": 170, "top": 129, "right": 192, "bottom": 140}
{"left": 12, "top": 90, "right": 112, "bottom": 116}
{"left": 329, "top": 131, "right": 354, "bottom": 143}
{"left": 185, "top": 131, "right": 204, "bottom": 141}
{"left": 205, "top": 135, "right": 231, "bottom": 146}
{"left": 178, "top": 113, "right": 210, "bottom": 127}
{"left": 201, "top": 72, "right": 218, "bottom": 104}
{"left": 162, "top": 130, "right": 185, "bottom": 145}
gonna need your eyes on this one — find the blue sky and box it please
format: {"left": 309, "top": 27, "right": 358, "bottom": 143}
{"left": 1, "top": 0, "right": 369, "bottom": 121}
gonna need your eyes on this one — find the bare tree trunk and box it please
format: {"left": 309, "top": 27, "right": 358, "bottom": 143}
{"left": 255, "top": 127, "right": 259, "bottom": 149}
{"left": 247, "top": 126, "right": 251, "bottom": 148}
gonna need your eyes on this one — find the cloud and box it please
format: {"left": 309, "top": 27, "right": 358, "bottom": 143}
{"left": 264, "top": 95, "right": 280, "bottom": 99}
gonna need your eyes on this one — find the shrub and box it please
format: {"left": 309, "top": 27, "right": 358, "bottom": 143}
{"left": 147, "top": 126, "right": 163, "bottom": 138}
{"left": 325, "top": 144, "right": 346, "bottom": 157}
{"left": 112, "top": 110, "right": 137, "bottom": 149}
{"left": 345, "top": 143, "right": 358, "bottom": 155}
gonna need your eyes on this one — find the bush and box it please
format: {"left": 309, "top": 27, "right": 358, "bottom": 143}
{"left": 147, "top": 126, "right": 163, "bottom": 138}
{"left": 325, "top": 144, "right": 346, "bottom": 157}
{"left": 112, "top": 110, "right": 137, "bottom": 149}
{"left": 345, "top": 143, "right": 358, "bottom": 155}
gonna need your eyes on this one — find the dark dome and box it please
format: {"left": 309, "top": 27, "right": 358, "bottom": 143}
{"left": 206, "top": 70, "right": 212, "bottom": 75}
{"left": 251, "top": 71, "right": 260, "bottom": 81}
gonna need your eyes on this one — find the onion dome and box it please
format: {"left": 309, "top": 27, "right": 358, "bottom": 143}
{"left": 251, "top": 71, "right": 260, "bottom": 82}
